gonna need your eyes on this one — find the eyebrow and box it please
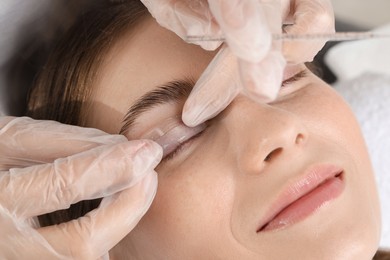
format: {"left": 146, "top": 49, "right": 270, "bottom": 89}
{"left": 119, "top": 78, "right": 195, "bottom": 135}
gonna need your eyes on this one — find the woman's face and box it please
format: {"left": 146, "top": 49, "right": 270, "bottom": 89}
{"left": 86, "top": 17, "right": 381, "bottom": 259}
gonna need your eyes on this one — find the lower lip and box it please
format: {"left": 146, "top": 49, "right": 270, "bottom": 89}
{"left": 261, "top": 173, "right": 345, "bottom": 232}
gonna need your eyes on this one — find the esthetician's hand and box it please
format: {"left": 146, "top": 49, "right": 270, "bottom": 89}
{"left": 140, "top": 0, "right": 335, "bottom": 126}
{"left": 0, "top": 116, "right": 162, "bottom": 259}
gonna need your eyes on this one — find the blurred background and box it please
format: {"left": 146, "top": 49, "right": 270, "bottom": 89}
{"left": 312, "top": 0, "right": 390, "bottom": 84}
{"left": 332, "top": 0, "right": 390, "bottom": 29}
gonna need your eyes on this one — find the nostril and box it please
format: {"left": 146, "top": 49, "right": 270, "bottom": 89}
{"left": 264, "top": 147, "right": 282, "bottom": 162}
{"left": 295, "top": 133, "right": 305, "bottom": 145}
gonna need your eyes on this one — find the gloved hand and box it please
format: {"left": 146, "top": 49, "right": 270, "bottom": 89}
{"left": 0, "top": 116, "right": 162, "bottom": 259}
{"left": 140, "top": 0, "right": 334, "bottom": 126}
{"left": 281, "top": 0, "right": 335, "bottom": 63}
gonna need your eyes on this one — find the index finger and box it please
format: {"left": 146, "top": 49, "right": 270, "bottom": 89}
{"left": 0, "top": 117, "right": 126, "bottom": 170}
{"left": 182, "top": 46, "right": 240, "bottom": 127}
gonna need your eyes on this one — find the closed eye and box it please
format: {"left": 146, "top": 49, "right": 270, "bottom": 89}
{"left": 154, "top": 122, "right": 208, "bottom": 162}
{"left": 161, "top": 129, "right": 205, "bottom": 162}
{"left": 281, "top": 70, "right": 307, "bottom": 87}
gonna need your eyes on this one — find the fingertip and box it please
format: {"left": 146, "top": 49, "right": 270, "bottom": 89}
{"left": 239, "top": 54, "right": 285, "bottom": 102}
{"left": 182, "top": 81, "right": 214, "bottom": 127}
{"left": 138, "top": 139, "right": 164, "bottom": 161}
{"left": 182, "top": 46, "right": 239, "bottom": 127}
{"left": 199, "top": 41, "right": 223, "bottom": 51}
{"left": 241, "top": 74, "right": 280, "bottom": 103}
{"left": 132, "top": 140, "right": 163, "bottom": 174}
{"left": 182, "top": 85, "right": 240, "bottom": 127}
{"left": 182, "top": 104, "right": 206, "bottom": 127}
{"left": 182, "top": 92, "right": 231, "bottom": 127}
{"left": 243, "top": 83, "right": 280, "bottom": 104}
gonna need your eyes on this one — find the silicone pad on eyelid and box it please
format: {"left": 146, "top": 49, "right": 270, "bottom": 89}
{"left": 148, "top": 123, "right": 206, "bottom": 157}
{"left": 142, "top": 116, "right": 181, "bottom": 140}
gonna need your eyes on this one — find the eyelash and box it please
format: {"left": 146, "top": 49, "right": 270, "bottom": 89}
{"left": 161, "top": 71, "right": 306, "bottom": 162}
{"left": 281, "top": 70, "right": 307, "bottom": 87}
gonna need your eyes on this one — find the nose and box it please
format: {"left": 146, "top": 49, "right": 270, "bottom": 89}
{"left": 221, "top": 95, "right": 308, "bottom": 174}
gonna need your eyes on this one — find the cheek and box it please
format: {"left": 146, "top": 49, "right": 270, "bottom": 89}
{"left": 283, "top": 82, "right": 377, "bottom": 193}
{"left": 130, "top": 152, "right": 237, "bottom": 257}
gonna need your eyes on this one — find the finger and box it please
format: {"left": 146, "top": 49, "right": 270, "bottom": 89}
{"left": 208, "top": 0, "right": 274, "bottom": 62}
{"left": 236, "top": 0, "right": 284, "bottom": 104}
{"left": 182, "top": 46, "right": 240, "bottom": 127}
{"left": 141, "top": 0, "right": 222, "bottom": 50}
{"left": 282, "top": 0, "right": 335, "bottom": 63}
{"left": 0, "top": 140, "right": 162, "bottom": 218}
{"left": 0, "top": 206, "right": 68, "bottom": 259}
{"left": 173, "top": 1, "right": 222, "bottom": 50}
{"left": 239, "top": 50, "right": 286, "bottom": 103}
{"left": 0, "top": 116, "right": 15, "bottom": 128}
{"left": 0, "top": 117, "right": 127, "bottom": 170}
{"left": 38, "top": 171, "right": 157, "bottom": 260}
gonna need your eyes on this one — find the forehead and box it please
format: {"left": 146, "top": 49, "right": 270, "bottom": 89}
{"left": 87, "top": 16, "right": 215, "bottom": 133}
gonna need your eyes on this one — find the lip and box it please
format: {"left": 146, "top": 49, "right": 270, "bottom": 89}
{"left": 257, "top": 164, "right": 345, "bottom": 233}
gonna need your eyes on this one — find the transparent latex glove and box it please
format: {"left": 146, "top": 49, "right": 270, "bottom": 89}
{"left": 182, "top": 44, "right": 285, "bottom": 126}
{"left": 141, "top": 0, "right": 334, "bottom": 127}
{"left": 0, "top": 117, "right": 162, "bottom": 259}
{"left": 281, "top": 0, "right": 335, "bottom": 63}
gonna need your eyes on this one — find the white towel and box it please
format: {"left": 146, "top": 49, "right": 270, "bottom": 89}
{"left": 325, "top": 23, "right": 390, "bottom": 80}
{"left": 326, "top": 23, "right": 390, "bottom": 247}
{"left": 333, "top": 73, "right": 390, "bottom": 248}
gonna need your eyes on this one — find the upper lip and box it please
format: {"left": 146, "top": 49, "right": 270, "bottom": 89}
{"left": 257, "top": 164, "right": 344, "bottom": 232}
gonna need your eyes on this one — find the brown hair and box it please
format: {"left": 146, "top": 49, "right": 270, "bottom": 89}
{"left": 26, "top": 0, "right": 148, "bottom": 227}
{"left": 374, "top": 250, "right": 390, "bottom": 260}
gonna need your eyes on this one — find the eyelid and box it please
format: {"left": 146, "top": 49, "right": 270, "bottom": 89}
{"left": 142, "top": 117, "right": 206, "bottom": 157}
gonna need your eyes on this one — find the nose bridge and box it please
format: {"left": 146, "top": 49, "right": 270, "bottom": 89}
{"left": 224, "top": 96, "right": 307, "bottom": 174}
